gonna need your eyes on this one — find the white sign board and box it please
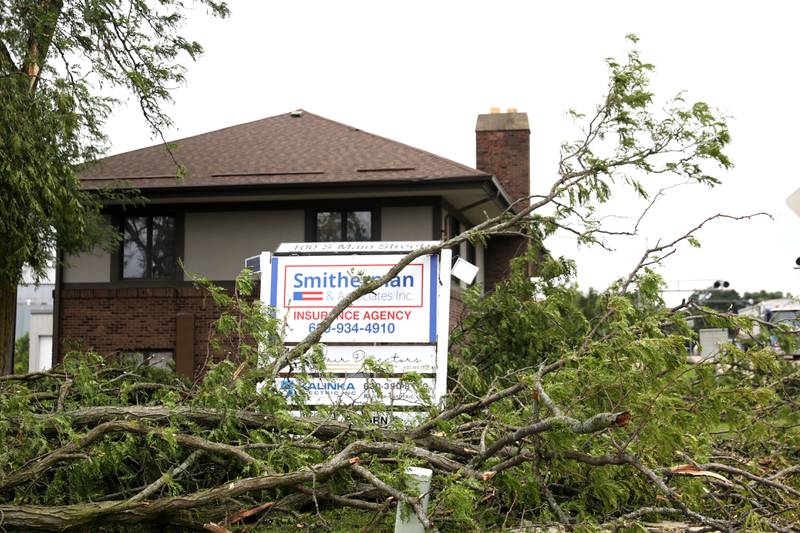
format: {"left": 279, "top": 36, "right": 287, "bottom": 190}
{"left": 259, "top": 243, "right": 452, "bottom": 411}
{"left": 268, "top": 254, "right": 438, "bottom": 343}
{"left": 281, "top": 345, "right": 437, "bottom": 374}
{"left": 276, "top": 377, "right": 435, "bottom": 407}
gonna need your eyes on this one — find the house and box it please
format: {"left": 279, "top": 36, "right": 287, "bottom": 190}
{"left": 55, "top": 109, "right": 531, "bottom": 376}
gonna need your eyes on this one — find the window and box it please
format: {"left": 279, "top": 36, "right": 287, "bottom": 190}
{"left": 122, "top": 215, "right": 177, "bottom": 279}
{"left": 314, "top": 210, "right": 373, "bottom": 241}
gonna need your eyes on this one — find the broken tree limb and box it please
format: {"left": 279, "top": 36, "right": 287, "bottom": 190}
{"left": 0, "top": 446, "right": 361, "bottom": 529}
{"left": 474, "top": 410, "right": 631, "bottom": 464}
{"left": 0, "top": 420, "right": 261, "bottom": 491}
{"left": 128, "top": 449, "right": 204, "bottom": 503}
{"left": 352, "top": 464, "right": 439, "bottom": 533}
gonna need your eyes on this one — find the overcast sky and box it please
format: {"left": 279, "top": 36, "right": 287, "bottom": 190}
{"left": 102, "top": 0, "right": 800, "bottom": 304}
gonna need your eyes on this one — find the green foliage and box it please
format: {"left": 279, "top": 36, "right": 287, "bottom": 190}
{"left": 689, "top": 288, "right": 742, "bottom": 312}
{"left": 742, "top": 289, "right": 788, "bottom": 303}
{"left": 688, "top": 288, "right": 791, "bottom": 313}
{"left": 12, "top": 332, "right": 28, "bottom": 374}
{"left": 0, "top": 0, "right": 227, "bottom": 286}
{"left": 1, "top": 256, "right": 799, "bottom": 530}
{"left": 0, "top": 0, "right": 229, "bottom": 372}
{"left": 454, "top": 245, "right": 587, "bottom": 374}
{"left": 552, "top": 35, "right": 732, "bottom": 249}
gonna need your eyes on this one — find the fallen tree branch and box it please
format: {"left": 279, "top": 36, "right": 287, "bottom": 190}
{"left": 128, "top": 449, "right": 204, "bottom": 503}
{"left": 0, "top": 420, "right": 261, "bottom": 491}
{"left": 0, "top": 446, "right": 362, "bottom": 529}
{"left": 16, "top": 405, "right": 479, "bottom": 459}
{"left": 474, "top": 410, "right": 631, "bottom": 464}
{"left": 410, "top": 381, "right": 528, "bottom": 437}
{"left": 695, "top": 462, "right": 800, "bottom": 499}
{"left": 352, "top": 464, "right": 439, "bottom": 533}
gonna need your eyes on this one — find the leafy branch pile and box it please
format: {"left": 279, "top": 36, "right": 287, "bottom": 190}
{"left": 0, "top": 258, "right": 798, "bottom": 532}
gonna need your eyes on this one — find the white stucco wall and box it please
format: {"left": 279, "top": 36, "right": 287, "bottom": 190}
{"left": 184, "top": 210, "right": 305, "bottom": 280}
{"left": 63, "top": 246, "right": 111, "bottom": 283}
{"left": 380, "top": 206, "right": 433, "bottom": 241}
{"left": 62, "top": 206, "right": 436, "bottom": 283}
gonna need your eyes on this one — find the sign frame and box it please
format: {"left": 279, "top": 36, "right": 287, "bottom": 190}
{"left": 259, "top": 243, "right": 451, "bottom": 406}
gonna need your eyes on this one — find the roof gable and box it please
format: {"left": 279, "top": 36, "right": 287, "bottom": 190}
{"left": 80, "top": 110, "right": 488, "bottom": 189}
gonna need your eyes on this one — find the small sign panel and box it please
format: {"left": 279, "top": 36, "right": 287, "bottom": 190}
{"left": 270, "top": 254, "right": 438, "bottom": 343}
{"left": 276, "top": 377, "right": 434, "bottom": 406}
{"left": 276, "top": 241, "right": 439, "bottom": 254}
{"left": 245, "top": 255, "right": 261, "bottom": 273}
{"left": 281, "top": 345, "right": 437, "bottom": 374}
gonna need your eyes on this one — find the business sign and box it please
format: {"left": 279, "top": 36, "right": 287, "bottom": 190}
{"left": 281, "top": 345, "right": 437, "bottom": 374}
{"left": 269, "top": 254, "right": 438, "bottom": 343}
{"left": 258, "top": 242, "right": 452, "bottom": 412}
{"left": 276, "top": 377, "right": 435, "bottom": 407}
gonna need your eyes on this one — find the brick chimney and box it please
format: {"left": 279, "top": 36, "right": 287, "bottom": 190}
{"left": 475, "top": 109, "right": 530, "bottom": 207}
{"left": 476, "top": 109, "right": 531, "bottom": 290}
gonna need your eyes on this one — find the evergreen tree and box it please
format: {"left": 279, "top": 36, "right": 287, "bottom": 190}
{"left": 0, "top": 0, "right": 229, "bottom": 373}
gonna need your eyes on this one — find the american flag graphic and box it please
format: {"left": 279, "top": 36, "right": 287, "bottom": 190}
{"left": 293, "top": 291, "right": 323, "bottom": 301}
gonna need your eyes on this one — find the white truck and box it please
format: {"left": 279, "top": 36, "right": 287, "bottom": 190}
{"left": 737, "top": 298, "right": 800, "bottom": 358}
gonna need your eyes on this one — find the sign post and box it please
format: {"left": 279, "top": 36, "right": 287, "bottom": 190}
{"left": 258, "top": 242, "right": 451, "bottom": 417}
{"left": 394, "top": 467, "right": 432, "bottom": 533}
{"left": 434, "top": 249, "right": 451, "bottom": 401}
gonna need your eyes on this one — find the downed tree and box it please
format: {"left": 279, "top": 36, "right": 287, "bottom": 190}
{"left": 3, "top": 248, "right": 799, "bottom": 532}
{"left": 2, "top": 38, "right": 799, "bottom": 531}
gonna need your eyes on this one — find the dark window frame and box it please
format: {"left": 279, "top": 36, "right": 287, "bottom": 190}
{"left": 445, "top": 211, "right": 475, "bottom": 269}
{"left": 117, "top": 213, "right": 181, "bottom": 281}
{"left": 307, "top": 207, "right": 380, "bottom": 242}
{"left": 445, "top": 215, "right": 462, "bottom": 261}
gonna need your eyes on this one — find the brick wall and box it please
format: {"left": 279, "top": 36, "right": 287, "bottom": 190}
{"left": 476, "top": 129, "right": 530, "bottom": 204}
{"left": 475, "top": 112, "right": 530, "bottom": 207}
{"left": 484, "top": 235, "right": 528, "bottom": 291}
{"left": 449, "top": 289, "right": 467, "bottom": 331}
{"left": 59, "top": 284, "right": 475, "bottom": 377}
{"left": 58, "top": 286, "right": 230, "bottom": 378}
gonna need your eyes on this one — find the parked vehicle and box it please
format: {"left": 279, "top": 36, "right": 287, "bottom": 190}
{"left": 737, "top": 298, "right": 800, "bottom": 358}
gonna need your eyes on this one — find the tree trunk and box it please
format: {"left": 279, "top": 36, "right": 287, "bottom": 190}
{"left": 0, "top": 282, "right": 16, "bottom": 375}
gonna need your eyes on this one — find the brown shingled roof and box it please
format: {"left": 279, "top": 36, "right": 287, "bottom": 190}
{"left": 80, "top": 110, "right": 489, "bottom": 190}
